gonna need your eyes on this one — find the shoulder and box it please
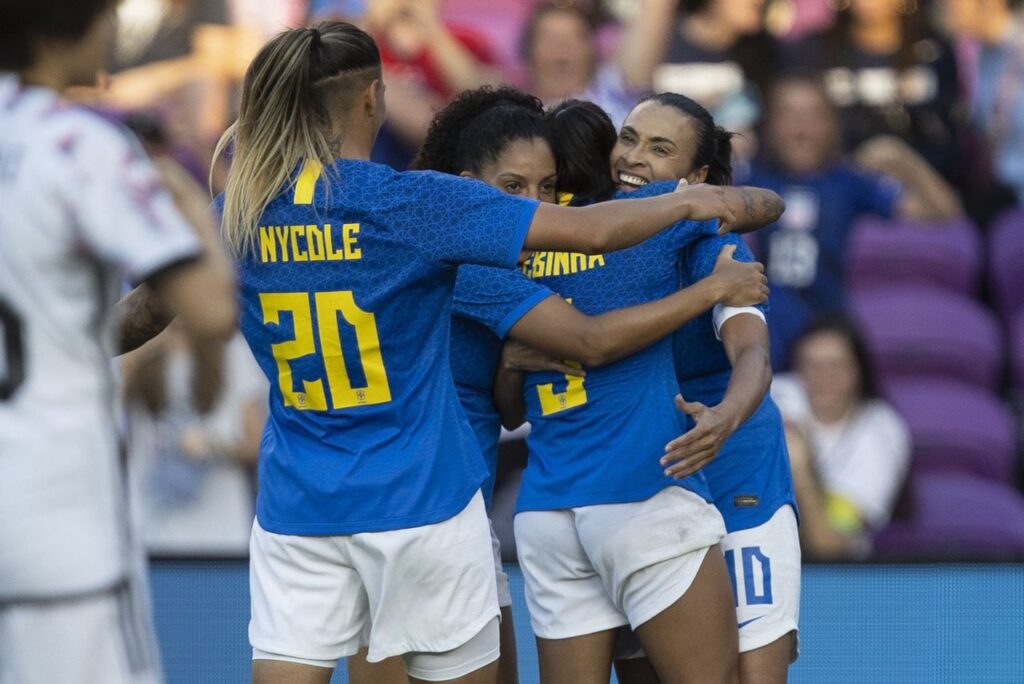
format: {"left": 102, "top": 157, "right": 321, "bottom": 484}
{"left": 857, "top": 400, "right": 909, "bottom": 437}
{"left": 770, "top": 373, "right": 812, "bottom": 423}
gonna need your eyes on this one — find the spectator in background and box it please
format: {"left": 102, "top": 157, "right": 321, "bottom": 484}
{"left": 744, "top": 72, "right": 963, "bottom": 367}
{"left": 520, "top": 1, "right": 650, "bottom": 127}
{"left": 612, "top": 0, "right": 784, "bottom": 157}
{"left": 313, "top": 0, "right": 503, "bottom": 168}
{"left": 946, "top": 0, "right": 1024, "bottom": 206}
{"left": 791, "top": 0, "right": 971, "bottom": 187}
{"left": 124, "top": 331, "right": 264, "bottom": 555}
{"left": 772, "top": 317, "right": 911, "bottom": 560}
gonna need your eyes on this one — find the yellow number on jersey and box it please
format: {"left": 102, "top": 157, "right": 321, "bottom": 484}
{"left": 535, "top": 294, "right": 588, "bottom": 415}
{"left": 315, "top": 291, "right": 391, "bottom": 408}
{"left": 260, "top": 291, "right": 391, "bottom": 411}
{"left": 537, "top": 360, "right": 588, "bottom": 416}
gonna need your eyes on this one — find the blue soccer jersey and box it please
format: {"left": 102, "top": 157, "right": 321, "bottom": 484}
{"left": 231, "top": 159, "right": 538, "bottom": 535}
{"left": 516, "top": 182, "right": 717, "bottom": 512}
{"left": 674, "top": 233, "right": 798, "bottom": 533}
{"left": 450, "top": 266, "right": 552, "bottom": 508}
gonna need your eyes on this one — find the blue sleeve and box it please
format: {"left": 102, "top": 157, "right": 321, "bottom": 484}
{"left": 683, "top": 233, "right": 769, "bottom": 315}
{"left": 850, "top": 167, "right": 902, "bottom": 219}
{"left": 453, "top": 266, "right": 554, "bottom": 339}
{"left": 398, "top": 171, "right": 539, "bottom": 268}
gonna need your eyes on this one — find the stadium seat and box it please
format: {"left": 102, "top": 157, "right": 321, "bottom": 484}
{"left": 1013, "top": 309, "right": 1024, "bottom": 391}
{"left": 851, "top": 286, "right": 1003, "bottom": 390}
{"left": 873, "top": 471, "right": 1024, "bottom": 559}
{"left": 988, "top": 208, "right": 1024, "bottom": 322}
{"left": 884, "top": 378, "right": 1016, "bottom": 483}
{"left": 846, "top": 216, "right": 982, "bottom": 296}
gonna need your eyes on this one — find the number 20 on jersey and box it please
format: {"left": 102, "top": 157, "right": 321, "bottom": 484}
{"left": 261, "top": 291, "right": 391, "bottom": 411}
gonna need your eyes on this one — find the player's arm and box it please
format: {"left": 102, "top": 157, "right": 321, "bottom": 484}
{"left": 661, "top": 314, "right": 771, "bottom": 479}
{"left": 494, "top": 348, "right": 530, "bottom": 431}
{"left": 150, "top": 157, "right": 236, "bottom": 337}
{"left": 117, "top": 284, "right": 171, "bottom": 355}
{"left": 506, "top": 246, "right": 767, "bottom": 367}
{"left": 117, "top": 158, "right": 236, "bottom": 355}
{"left": 524, "top": 183, "right": 768, "bottom": 254}
{"left": 727, "top": 186, "right": 787, "bottom": 232}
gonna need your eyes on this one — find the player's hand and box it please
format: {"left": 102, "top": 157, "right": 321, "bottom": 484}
{"left": 502, "top": 339, "right": 585, "bottom": 377}
{"left": 709, "top": 245, "right": 768, "bottom": 307}
{"left": 661, "top": 395, "right": 739, "bottom": 479}
{"left": 674, "top": 181, "right": 738, "bottom": 234}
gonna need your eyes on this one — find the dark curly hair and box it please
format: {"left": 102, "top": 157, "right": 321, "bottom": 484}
{"left": 544, "top": 99, "right": 617, "bottom": 203}
{"left": 411, "top": 86, "right": 549, "bottom": 175}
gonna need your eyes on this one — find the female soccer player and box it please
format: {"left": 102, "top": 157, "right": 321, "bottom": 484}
{"left": 0, "top": 2, "right": 237, "bottom": 683}
{"left": 216, "top": 21, "right": 755, "bottom": 684}
{"left": 501, "top": 99, "right": 784, "bottom": 684}
{"left": 341, "top": 86, "right": 767, "bottom": 684}
{"left": 610, "top": 93, "right": 800, "bottom": 684}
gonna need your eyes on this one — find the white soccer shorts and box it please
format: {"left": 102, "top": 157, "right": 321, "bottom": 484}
{"left": 514, "top": 486, "right": 727, "bottom": 639}
{"left": 0, "top": 581, "right": 161, "bottom": 684}
{"left": 249, "top": 490, "right": 500, "bottom": 672}
{"left": 490, "top": 520, "right": 512, "bottom": 608}
{"left": 616, "top": 503, "right": 801, "bottom": 661}
{"left": 724, "top": 504, "right": 801, "bottom": 657}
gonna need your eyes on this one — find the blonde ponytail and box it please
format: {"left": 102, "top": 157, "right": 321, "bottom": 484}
{"left": 214, "top": 22, "right": 381, "bottom": 256}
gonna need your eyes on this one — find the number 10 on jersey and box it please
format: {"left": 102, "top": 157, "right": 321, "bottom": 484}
{"left": 260, "top": 291, "right": 391, "bottom": 411}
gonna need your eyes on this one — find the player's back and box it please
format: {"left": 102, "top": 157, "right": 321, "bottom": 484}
{"left": 516, "top": 183, "right": 717, "bottom": 512}
{"left": 233, "top": 159, "right": 537, "bottom": 536}
{"left": 0, "top": 76, "right": 200, "bottom": 598}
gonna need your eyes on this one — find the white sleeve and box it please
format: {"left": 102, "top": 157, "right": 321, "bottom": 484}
{"left": 61, "top": 118, "right": 201, "bottom": 282}
{"left": 712, "top": 304, "right": 766, "bottom": 340}
{"left": 827, "top": 403, "right": 911, "bottom": 529}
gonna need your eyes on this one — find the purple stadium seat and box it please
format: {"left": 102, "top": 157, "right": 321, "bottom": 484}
{"left": 846, "top": 216, "right": 982, "bottom": 295}
{"left": 988, "top": 208, "right": 1024, "bottom": 321}
{"left": 884, "top": 378, "right": 1015, "bottom": 483}
{"left": 1013, "top": 309, "right": 1024, "bottom": 390}
{"left": 873, "top": 471, "right": 1024, "bottom": 558}
{"left": 851, "top": 286, "right": 1003, "bottom": 389}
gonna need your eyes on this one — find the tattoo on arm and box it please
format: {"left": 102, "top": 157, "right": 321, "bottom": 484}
{"left": 760, "top": 191, "right": 784, "bottom": 222}
{"left": 741, "top": 188, "right": 757, "bottom": 219}
{"left": 118, "top": 286, "right": 172, "bottom": 355}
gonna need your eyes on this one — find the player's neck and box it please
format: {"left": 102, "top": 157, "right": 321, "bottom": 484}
{"left": 337, "top": 134, "right": 373, "bottom": 161}
{"left": 17, "top": 59, "right": 69, "bottom": 93}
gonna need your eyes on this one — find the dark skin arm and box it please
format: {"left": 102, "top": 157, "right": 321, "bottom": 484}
{"left": 731, "top": 186, "right": 786, "bottom": 232}
{"left": 494, "top": 352, "right": 529, "bottom": 431}
{"left": 505, "top": 246, "right": 766, "bottom": 367}
{"left": 117, "top": 284, "right": 173, "bottom": 355}
{"left": 493, "top": 247, "right": 768, "bottom": 429}
{"left": 524, "top": 182, "right": 749, "bottom": 254}
{"left": 661, "top": 313, "right": 772, "bottom": 479}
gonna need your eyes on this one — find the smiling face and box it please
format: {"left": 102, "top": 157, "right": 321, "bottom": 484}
{"left": 610, "top": 100, "right": 704, "bottom": 192}
{"left": 466, "top": 137, "right": 558, "bottom": 203}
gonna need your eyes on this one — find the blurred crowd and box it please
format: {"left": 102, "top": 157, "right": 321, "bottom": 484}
{"left": 106, "top": 0, "right": 1024, "bottom": 561}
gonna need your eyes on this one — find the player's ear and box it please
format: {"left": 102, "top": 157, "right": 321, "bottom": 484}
{"left": 364, "top": 78, "right": 383, "bottom": 120}
{"left": 687, "top": 165, "right": 709, "bottom": 184}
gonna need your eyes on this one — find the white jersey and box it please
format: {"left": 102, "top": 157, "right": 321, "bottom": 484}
{"left": 0, "top": 74, "right": 200, "bottom": 600}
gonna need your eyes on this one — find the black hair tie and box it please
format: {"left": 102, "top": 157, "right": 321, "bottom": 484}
{"left": 308, "top": 27, "right": 322, "bottom": 49}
